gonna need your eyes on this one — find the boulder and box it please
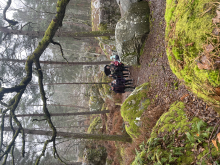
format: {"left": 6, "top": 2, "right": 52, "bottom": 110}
{"left": 116, "top": 0, "right": 143, "bottom": 16}
{"left": 121, "top": 82, "right": 150, "bottom": 138}
{"left": 115, "top": 1, "right": 150, "bottom": 65}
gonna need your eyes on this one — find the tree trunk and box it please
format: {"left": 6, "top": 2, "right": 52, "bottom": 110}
{"left": 32, "top": 82, "right": 110, "bottom": 86}
{"left": 2, "top": 127, "right": 132, "bottom": 142}
{"left": 0, "top": 58, "right": 111, "bottom": 65}
{"left": 0, "top": 26, "right": 114, "bottom": 38}
{"left": 49, "top": 163, "right": 82, "bottom": 165}
{"left": 1, "top": 110, "right": 110, "bottom": 118}
{"left": 29, "top": 104, "right": 89, "bottom": 109}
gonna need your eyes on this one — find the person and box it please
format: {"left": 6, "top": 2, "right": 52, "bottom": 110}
{"left": 111, "top": 85, "right": 125, "bottom": 93}
{"left": 108, "top": 72, "right": 130, "bottom": 79}
{"left": 110, "top": 83, "right": 135, "bottom": 93}
{"left": 114, "top": 78, "right": 133, "bottom": 86}
{"left": 109, "top": 78, "right": 135, "bottom": 93}
{"left": 110, "top": 54, "right": 120, "bottom": 62}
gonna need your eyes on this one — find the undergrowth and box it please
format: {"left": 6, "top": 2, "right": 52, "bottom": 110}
{"left": 132, "top": 101, "right": 220, "bottom": 165}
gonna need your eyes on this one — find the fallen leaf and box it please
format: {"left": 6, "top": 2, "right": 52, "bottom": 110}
{"left": 197, "top": 62, "right": 212, "bottom": 70}
{"left": 216, "top": 10, "right": 220, "bottom": 19}
{"left": 212, "top": 139, "right": 218, "bottom": 151}
{"left": 215, "top": 88, "right": 220, "bottom": 96}
{"left": 217, "top": 133, "right": 220, "bottom": 143}
{"left": 213, "top": 16, "right": 220, "bottom": 24}
{"left": 180, "top": 94, "right": 189, "bottom": 101}
{"left": 205, "top": 44, "right": 214, "bottom": 53}
{"left": 213, "top": 28, "right": 220, "bottom": 36}
{"left": 211, "top": 95, "right": 220, "bottom": 101}
{"left": 197, "top": 55, "right": 212, "bottom": 70}
{"left": 185, "top": 42, "right": 194, "bottom": 47}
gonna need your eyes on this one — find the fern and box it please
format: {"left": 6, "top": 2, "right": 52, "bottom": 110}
{"left": 196, "top": 120, "right": 206, "bottom": 134}
{"left": 186, "top": 132, "right": 196, "bottom": 143}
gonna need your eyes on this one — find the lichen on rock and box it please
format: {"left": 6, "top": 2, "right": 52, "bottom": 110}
{"left": 121, "top": 82, "right": 150, "bottom": 138}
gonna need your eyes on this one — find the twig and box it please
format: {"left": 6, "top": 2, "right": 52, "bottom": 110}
{"left": 3, "top": 0, "right": 19, "bottom": 25}
{"left": 19, "top": 0, "right": 56, "bottom": 15}
{"left": 51, "top": 39, "right": 69, "bottom": 63}
{"left": 32, "top": 119, "right": 47, "bottom": 122}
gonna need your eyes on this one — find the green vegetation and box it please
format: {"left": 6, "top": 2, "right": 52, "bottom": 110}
{"left": 132, "top": 101, "right": 220, "bottom": 164}
{"left": 165, "top": 0, "right": 220, "bottom": 106}
{"left": 84, "top": 145, "right": 107, "bottom": 165}
{"left": 121, "top": 82, "right": 150, "bottom": 138}
{"left": 87, "top": 116, "right": 102, "bottom": 134}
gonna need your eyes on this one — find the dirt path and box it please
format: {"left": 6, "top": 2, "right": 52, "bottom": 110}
{"left": 126, "top": 0, "right": 219, "bottom": 125}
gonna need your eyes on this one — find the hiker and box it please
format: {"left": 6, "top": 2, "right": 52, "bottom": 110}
{"left": 110, "top": 54, "right": 120, "bottom": 62}
{"left": 114, "top": 78, "right": 133, "bottom": 86}
{"left": 110, "top": 84, "right": 135, "bottom": 93}
{"left": 105, "top": 65, "right": 130, "bottom": 79}
{"left": 110, "top": 78, "right": 135, "bottom": 93}
{"left": 108, "top": 72, "right": 130, "bottom": 79}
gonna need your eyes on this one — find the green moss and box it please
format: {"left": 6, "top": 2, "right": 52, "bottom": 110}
{"left": 132, "top": 101, "right": 220, "bottom": 164}
{"left": 87, "top": 116, "right": 102, "bottom": 134}
{"left": 99, "top": 42, "right": 108, "bottom": 56}
{"left": 121, "top": 83, "right": 150, "bottom": 138}
{"left": 98, "top": 23, "right": 107, "bottom": 31}
{"left": 165, "top": 0, "right": 220, "bottom": 106}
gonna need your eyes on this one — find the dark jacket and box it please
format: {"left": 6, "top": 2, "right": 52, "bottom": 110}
{"left": 112, "top": 84, "right": 125, "bottom": 93}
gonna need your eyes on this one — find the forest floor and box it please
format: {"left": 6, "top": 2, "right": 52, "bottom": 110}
{"left": 92, "top": 0, "right": 220, "bottom": 164}
{"left": 126, "top": 0, "right": 219, "bottom": 126}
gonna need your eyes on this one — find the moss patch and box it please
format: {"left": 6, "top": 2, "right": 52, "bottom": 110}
{"left": 165, "top": 0, "right": 220, "bottom": 106}
{"left": 87, "top": 116, "right": 102, "bottom": 134}
{"left": 121, "top": 82, "right": 150, "bottom": 138}
{"left": 132, "top": 101, "right": 220, "bottom": 164}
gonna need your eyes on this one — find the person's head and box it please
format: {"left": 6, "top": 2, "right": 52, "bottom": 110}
{"left": 106, "top": 65, "right": 110, "bottom": 69}
{"left": 108, "top": 83, "right": 111, "bottom": 86}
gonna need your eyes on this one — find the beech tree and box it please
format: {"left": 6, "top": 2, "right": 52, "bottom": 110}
{"left": 2, "top": 127, "right": 131, "bottom": 142}
{"left": 1, "top": 110, "right": 110, "bottom": 118}
{"left": 0, "top": 0, "right": 74, "bottom": 164}
{"left": 0, "top": 58, "right": 111, "bottom": 65}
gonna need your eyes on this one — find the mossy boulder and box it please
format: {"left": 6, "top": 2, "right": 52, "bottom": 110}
{"left": 115, "top": 1, "right": 150, "bottom": 65}
{"left": 121, "top": 82, "right": 150, "bottom": 138}
{"left": 132, "top": 102, "right": 220, "bottom": 164}
{"left": 165, "top": 0, "right": 220, "bottom": 107}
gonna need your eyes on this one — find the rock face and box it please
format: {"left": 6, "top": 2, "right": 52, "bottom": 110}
{"left": 99, "top": 0, "right": 121, "bottom": 29}
{"left": 116, "top": 0, "right": 143, "bottom": 16}
{"left": 115, "top": 1, "right": 150, "bottom": 65}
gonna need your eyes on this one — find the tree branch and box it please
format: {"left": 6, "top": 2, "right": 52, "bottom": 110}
{"left": 51, "top": 39, "right": 68, "bottom": 63}
{"left": 3, "top": 0, "right": 18, "bottom": 25}
{"left": 0, "top": 0, "right": 70, "bottom": 164}
{"left": 34, "top": 59, "right": 66, "bottom": 164}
